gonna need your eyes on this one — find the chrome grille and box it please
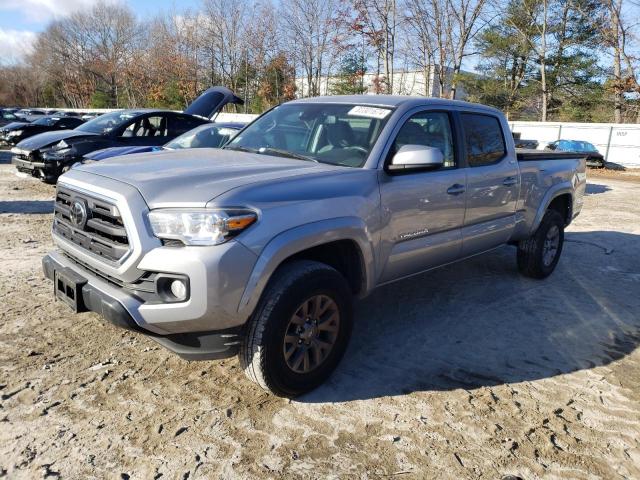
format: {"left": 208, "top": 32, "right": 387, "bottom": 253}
{"left": 53, "top": 186, "right": 130, "bottom": 263}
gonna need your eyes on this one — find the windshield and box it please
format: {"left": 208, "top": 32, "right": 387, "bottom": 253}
{"left": 2, "top": 112, "right": 17, "bottom": 120}
{"left": 75, "top": 110, "right": 139, "bottom": 134}
{"left": 225, "top": 103, "right": 392, "bottom": 167}
{"left": 33, "top": 116, "right": 58, "bottom": 126}
{"left": 166, "top": 124, "right": 240, "bottom": 150}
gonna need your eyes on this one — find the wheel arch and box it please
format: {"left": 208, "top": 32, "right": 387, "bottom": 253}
{"left": 237, "top": 217, "right": 376, "bottom": 319}
{"left": 530, "top": 183, "right": 574, "bottom": 235}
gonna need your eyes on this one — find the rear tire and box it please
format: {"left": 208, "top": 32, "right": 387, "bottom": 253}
{"left": 517, "top": 209, "right": 564, "bottom": 279}
{"left": 239, "top": 260, "right": 353, "bottom": 397}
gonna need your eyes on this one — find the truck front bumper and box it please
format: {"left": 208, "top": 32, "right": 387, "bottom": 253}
{"left": 42, "top": 252, "right": 243, "bottom": 360}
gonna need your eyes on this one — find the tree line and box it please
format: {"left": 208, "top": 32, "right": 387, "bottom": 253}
{"left": 0, "top": 0, "right": 638, "bottom": 122}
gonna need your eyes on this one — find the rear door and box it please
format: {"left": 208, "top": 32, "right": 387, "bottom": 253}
{"left": 459, "top": 112, "right": 519, "bottom": 256}
{"left": 378, "top": 109, "right": 467, "bottom": 283}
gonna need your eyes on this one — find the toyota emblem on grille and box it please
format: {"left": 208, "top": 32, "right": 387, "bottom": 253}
{"left": 69, "top": 198, "right": 88, "bottom": 229}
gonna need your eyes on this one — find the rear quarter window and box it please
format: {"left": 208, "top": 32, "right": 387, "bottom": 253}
{"left": 461, "top": 113, "right": 506, "bottom": 167}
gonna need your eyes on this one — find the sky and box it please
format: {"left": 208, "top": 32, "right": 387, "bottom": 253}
{"left": 0, "top": 0, "right": 200, "bottom": 64}
{"left": 1, "top": 0, "right": 639, "bottom": 68}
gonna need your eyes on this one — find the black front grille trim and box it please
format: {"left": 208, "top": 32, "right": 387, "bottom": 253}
{"left": 62, "top": 253, "right": 157, "bottom": 300}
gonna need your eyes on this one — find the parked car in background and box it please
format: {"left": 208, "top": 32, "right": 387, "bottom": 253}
{"left": 15, "top": 109, "right": 47, "bottom": 122}
{"left": 81, "top": 122, "right": 246, "bottom": 163}
{"left": 0, "top": 115, "right": 85, "bottom": 147}
{"left": 545, "top": 139, "right": 605, "bottom": 168}
{"left": 43, "top": 95, "right": 587, "bottom": 396}
{"left": 81, "top": 113, "right": 101, "bottom": 121}
{"left": 1, "top": 121, "right": 32, "bottom": 146}
{"left": 0, "top": 109, "right": 20, "bottom": 128}
{"left": 11, "top": 86, "right": 243, "bottom": 184}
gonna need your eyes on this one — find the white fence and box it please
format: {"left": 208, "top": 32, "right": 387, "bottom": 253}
{"left": 215, "top": 112, "right": 257, "bottom": 123}
{"left": 510, "top": 121, "right": 640, "bottom": 168}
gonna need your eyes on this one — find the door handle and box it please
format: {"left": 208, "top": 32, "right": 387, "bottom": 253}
{"left": 503, "top": 176, "right": 518, "bottom": 186}
{"left": 447, "top": 184, "right": 466, "bottom": 195}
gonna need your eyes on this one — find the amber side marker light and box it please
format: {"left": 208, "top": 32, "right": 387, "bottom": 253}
{"left": 226, "top": 214, "right": 257, "bottom": 231}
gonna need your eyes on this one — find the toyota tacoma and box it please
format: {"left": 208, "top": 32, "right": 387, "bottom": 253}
{"left": 42, "top": 96, "right": 587, "bottom": 397}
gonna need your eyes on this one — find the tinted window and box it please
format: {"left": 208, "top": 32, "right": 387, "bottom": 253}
{"left": 77, "top": 111, "right": 143, "bottom": 134}
{"left": 58, "top": 117, "right": 83, "bottom": 129}
{"left": 169, "top": 115, "right": 206, "bottom": 136}
{"left": 461, "top": 113, "right": 506, "bottom": 167}
{"left": 391, "top": 111, "right": 455, "bottom": 168}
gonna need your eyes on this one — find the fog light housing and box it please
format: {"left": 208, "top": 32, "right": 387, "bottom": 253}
{"left": 154, "top": 274, "right": 190, "bottom": 303}
{"left": 170, "top": 279, "right": 188, "bottom": 301}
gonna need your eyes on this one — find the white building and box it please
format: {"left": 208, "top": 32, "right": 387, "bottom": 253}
{"left": 295, "top": 67, "right": 470, "bottom": 99}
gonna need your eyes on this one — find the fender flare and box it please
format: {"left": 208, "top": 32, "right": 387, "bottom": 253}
{"left": 530, "top": 182, "right": 573, "bottom": 235}
{"left": 237, "top": 217, "right": 376, "bottom": 318}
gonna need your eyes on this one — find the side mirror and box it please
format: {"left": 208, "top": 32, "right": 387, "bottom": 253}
{"left": 388, "top": 144, "right": 444, "bottom": 171}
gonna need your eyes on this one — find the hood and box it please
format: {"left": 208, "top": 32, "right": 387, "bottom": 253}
{"left": 71, "top": 148, "right": 343, "bottom": 208}
{"left": 183, "top": 86, "right": 244, "bottom": 119}
{"left": 16, "top": 129, "right": 97, "bottom": 151}
{"left": 84, "top": 145, "right": 157, "bottom": 161}
{"left": 1, "top": 121, "right": 29, "bottom": 131}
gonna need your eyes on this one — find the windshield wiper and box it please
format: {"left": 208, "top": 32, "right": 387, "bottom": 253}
{"left": 224, "top": 145, "right": 259, "bottom": 154}
{"left": 257, "top": 147, "right": 318, "bottom": 163}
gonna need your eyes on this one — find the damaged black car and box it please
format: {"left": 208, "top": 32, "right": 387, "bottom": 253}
{"left": 0, "top": 115, "right": 84, "bottom": 147}
{"left": 12, "top": 86, "right": 242, "bottom": 184}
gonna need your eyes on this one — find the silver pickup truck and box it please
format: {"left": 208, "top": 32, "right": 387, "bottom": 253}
{"left": 42, "top": 96, "right": 586, "bottom": 396}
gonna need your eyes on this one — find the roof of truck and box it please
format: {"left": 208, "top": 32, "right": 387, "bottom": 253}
{"left": 289, "top": 95, "right": 502, "bottom": 114}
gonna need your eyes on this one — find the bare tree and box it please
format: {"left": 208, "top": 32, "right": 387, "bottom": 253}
{"left": 448, "top": 0, "right": 489, "bottom": 99}
{"left": 601, "top": 0, "right": 640, "bottom": 122}
{"left": 353, "top": 0, "right": 399, "bottom": 93}
{"left": 202, "top": 0, "right": 253, "bottom": 98}
{"left": 36, "top": 1, "right": 142, "bottom": 107}
{"left": 281, "top": 0, "right": 342, "bottom": 97}
{"left": 404, "top": 0, "right": 437, "bottom": 96}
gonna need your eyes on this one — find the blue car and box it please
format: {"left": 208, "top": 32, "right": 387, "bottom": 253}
{"left": 82, "top": 122, "right": 246, "bottom": 163}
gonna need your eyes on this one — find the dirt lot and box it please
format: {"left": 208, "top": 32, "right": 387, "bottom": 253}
{"left": 1, "top": 152, "right": 639, "bottom": 479}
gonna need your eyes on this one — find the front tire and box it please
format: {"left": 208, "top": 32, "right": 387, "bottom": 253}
{"left": 239, "top": 260, "right": 353, "bottom": 397}
{"left": 517, "top": 209, "right": 565, "bottom": 279}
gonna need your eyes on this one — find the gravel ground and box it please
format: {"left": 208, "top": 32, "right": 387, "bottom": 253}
{"left": 1, "top": 150, "right": 639, "bottom": 479}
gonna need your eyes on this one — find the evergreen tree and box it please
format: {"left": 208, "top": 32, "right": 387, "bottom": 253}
{"left": 330, "top": 53, "right": 367, "bottom": 95}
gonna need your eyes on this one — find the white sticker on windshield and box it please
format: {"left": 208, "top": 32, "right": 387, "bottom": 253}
{"left": 347, "top": 106, "right": 391, "bottom": 119}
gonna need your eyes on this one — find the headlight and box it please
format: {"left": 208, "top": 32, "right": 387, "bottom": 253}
{"left": 56, "top": 140, "right": 68, "bottom": 149}
{"left": 8, "top": 130, "right": 22, "bottom": 137}
{"left": 148, "top": 208, "right": 257, "bottom": 246}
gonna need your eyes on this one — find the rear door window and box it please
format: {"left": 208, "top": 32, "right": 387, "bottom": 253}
{"left": 461, "top": 113, "right": 506, "bottom": 167}
{"left": 169, "top": 114, "right": 206, "bottom": 136}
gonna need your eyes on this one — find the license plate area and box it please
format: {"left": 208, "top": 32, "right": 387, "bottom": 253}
{"left": 54, "top": 268, "right": 87, "bottom": 312}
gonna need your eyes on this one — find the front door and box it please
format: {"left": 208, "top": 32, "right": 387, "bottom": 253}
{"left": 459, "top": 112, "right": 519, "bottom": 256}
{"left": 378, "top": 110, "right": 467, "bottom": 284}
